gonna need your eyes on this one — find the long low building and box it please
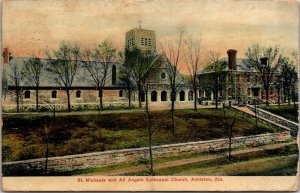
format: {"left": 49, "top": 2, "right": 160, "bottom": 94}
{"left": 2, "top": 26, "right": 195, "bottom": 111}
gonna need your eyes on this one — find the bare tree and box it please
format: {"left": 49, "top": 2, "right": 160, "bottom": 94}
{"left": 203, "top": 51, "right": 227, "bottom": 109}
{"left": 118, "top": 51, "right": 134, "bottom": 108}
{"left": 40, "top": 96, "right": 57, "bottom": 119}
{"left": 125, "top": 48, "right": 148, "bottom": 108}
{"left": 290, "top": 52, "right": 299, "bottom": 110}
{"left": 185, "top": 36, "right": 202, "bottom": 111}
{"left": 43, "top": 118, "right": 53, "bottom": 175}
{"left": 162, "top": 27, "right": 185, "bottom": 137}
{"left": 244, "top": 44, "right": 283, "bottom": 106}
{"left": 7, "top": 62, "right": 24, "bottom": 112}
{"left": 222, "top": 107, "right": 237, "bottom": 161}
{"left": 22, "top": 57, "right": 44, "bottom": 111}
{"left": 125, "top": 47, "right": 159, "bottom": 109}
{"left": 81, "top": 40, "right": 116, "bottom": 111}
{"left": 45, "top": 42, "right": 81, "bottom": 112}
{"left": 140, "top": 52, "right": 160, "bottom": 112}
{"left": 144, "top": 111, "right": 169, "bottom": 175}
{"left": 279, "top": 57, "right": 296, "bottom": 106}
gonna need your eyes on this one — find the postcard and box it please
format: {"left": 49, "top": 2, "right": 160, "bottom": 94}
{"left": 1, "top": 0, "right": 299, "bottom": 191}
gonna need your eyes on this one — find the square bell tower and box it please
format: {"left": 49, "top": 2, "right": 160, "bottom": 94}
{"left": 125, "top": 22, "right": 156, "bottom": 52}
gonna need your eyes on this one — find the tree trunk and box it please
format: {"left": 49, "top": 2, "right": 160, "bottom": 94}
{"left": 128, "top": 88, "right": 132, "bottom": 109}
{"left": 145, "top": 86, "right": 149, "bottom": 113}
{"left": 138, "top": 84, "right": 142, "bottom": 108}
{"left": 228, "top": 126, "right": 232, "bottom": 161}
{"left": 36, "top": 88, "right": 39, "bottom": 112}
{"left": 215, "top": 75, "right": 218, "bottom": 109}
{"left": 171, "top": 90, "right": 176, "bottom": 138}
{"left": 66, "top": 89, "right": 71, "bottom": 112}
{"left": 99, "top": 89, "right": 104, "bottom": 111}
{"left": 16, "top": 91, "right": 20, "bottom": 112}
{"left": 16, "top": 89, "right": 20, "bottom": 112}
{"left": 193, "top": 87, "right": 197, "bottom": 111}
{"left": 287, "top": 88, "right": 291, "bottom": 106}
{"left": 292, "top": 87, "right": 296, "bottom": 111}
{"left": 148, "top": 126, "right": 154, "bottom": 175}
{"left": 45, "top": 141, "right": 49, "bottom": 175}
{"left": 265, "top": 87, "right": 269, "bottom": 106}
{"left": 53, "top": 105, "right": 56, "bottom": 119}
{"left": 277, "top": 87, "right": 280, "bottom": 106}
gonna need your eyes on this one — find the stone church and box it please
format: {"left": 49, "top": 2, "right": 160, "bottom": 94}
{"left": 2, "top": 26, "right": 194, "bottom": 111}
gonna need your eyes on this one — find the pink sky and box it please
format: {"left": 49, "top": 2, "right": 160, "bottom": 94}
{"left": 2, "top": 0, "right": 299, "bottom": 61}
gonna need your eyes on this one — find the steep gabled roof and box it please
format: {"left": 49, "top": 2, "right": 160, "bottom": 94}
{"left": 5, "top": 57, "right": 124, "bottom": 87}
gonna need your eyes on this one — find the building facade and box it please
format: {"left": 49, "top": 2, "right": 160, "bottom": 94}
{"left": 2, "top": 26, "right": 194, "bottom": 111}
{"left": 198, "top": 49, "right": 282, "bottom": 105}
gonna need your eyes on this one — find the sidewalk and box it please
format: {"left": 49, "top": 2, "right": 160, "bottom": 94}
{"left": 84, "top": 141, "right": 296, "bottom": 176}
{"left": 232, "top": 106, "right": 256, "bottom": 116}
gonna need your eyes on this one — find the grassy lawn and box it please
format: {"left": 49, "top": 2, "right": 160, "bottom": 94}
{"left": 260, "top": 105, "right": 298, "bottom": 122}
{"left": 125, "top": 144, "right": 298, "bottom": 176}
{"left": 3, "top": 109, "right": 276, "bottom": 162}
{"left": 173, "top": 154, "right": 298, "bottom": 176}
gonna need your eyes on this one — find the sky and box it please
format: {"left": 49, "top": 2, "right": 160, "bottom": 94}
{"left": 2, "top": 0, "right": 299, "bottom": 61}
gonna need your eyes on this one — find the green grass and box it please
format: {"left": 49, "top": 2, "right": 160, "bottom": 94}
{"left": 175, "top": 154, "right": 298, "bottom": 176}
{"left": 260, "top": 105, "right": 298, "bottom": 122}
{"left": 3, "top": 109, "right": 276, "bottom": 162}
{"left": 125, "top": 144, "right": 298, "bottom": 176}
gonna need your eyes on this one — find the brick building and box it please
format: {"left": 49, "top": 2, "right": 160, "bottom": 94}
{"left": 198, "top": 49, "right": 282, "bottom": 105}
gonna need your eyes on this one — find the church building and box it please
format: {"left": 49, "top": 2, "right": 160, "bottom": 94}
{"left": 2, "top": 26, "right": 194, "bottom": 111}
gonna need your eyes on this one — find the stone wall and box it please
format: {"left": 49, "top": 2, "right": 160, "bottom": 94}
{"left": 229, "top": 106, "right": 291, "bottom": 133}
{"left": 3, "top": 131, "right": 291, "bottom": 175}
{"left": 247, "top": 105, "right": 298, "bottom": 137}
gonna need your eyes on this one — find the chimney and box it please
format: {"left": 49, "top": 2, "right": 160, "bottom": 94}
{"left": 260, "top": 57, "right": 268, "bottom": 65}
{"left": 227, "top": 49, "right": 237, "bottom": 70}
{"left": 3, "top": 47, "right": 9, "bottom": 64}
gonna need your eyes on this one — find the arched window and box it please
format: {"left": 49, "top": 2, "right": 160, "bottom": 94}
{"left": 51, "top": 91, "right": 57, "bottom": 99}
{"left": 112, "top": 65, "right": 116, "bottom": 85}
{"left": 24, "top": 90, "right": 30, "bottom": 99}
{"left": 161, "top": 91, "right": 167, "bottom": 101}
{"left": 140, "top": 91, "right": 145, "bottom": 102}
{"left": 151, "top": 91, "right": 157, "bottom": 102}
{"left": 119, "top": 90, "right": 123, "bottom": 97}
{"left": 180, "top": 91, "right": 185, "bottom": 101}
{"left": 76, "top": 90, "right": 81, "bottom": 98}
{"left": 188, "top": 91, "right": 193, "bottom": 101}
